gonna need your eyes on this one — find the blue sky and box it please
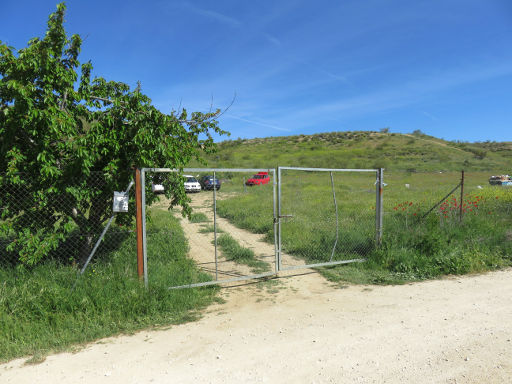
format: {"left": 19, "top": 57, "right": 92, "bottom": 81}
{"left": 2, "top": 0, "right": 512, "bottom": 142}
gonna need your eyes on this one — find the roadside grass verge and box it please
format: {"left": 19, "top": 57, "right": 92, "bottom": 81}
{"left": 216, "top": 171, "right": 512, "bottom": 284}
{"left": 0, "top": 209, "right": 218, "bottom": 363}
{"left": 216, "top": 234, "right": 270, "bottom": 273}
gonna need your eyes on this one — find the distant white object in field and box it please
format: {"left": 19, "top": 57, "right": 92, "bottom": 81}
{"left": 405, "top": 184, "right": 410, "bottom": 188}
{"left": 477, "top": 185, "right": 483, "bottom": 189}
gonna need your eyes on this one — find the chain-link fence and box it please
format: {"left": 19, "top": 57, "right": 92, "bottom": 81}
{"left": 143, "top": 168, "right": 278, "bottom": 289}
{"left": 0, "top": 171, "right": 135, "bottom": 269}
{"left": 382, "top": 170, "right": 512, "bottom": 268}
{"left": 383, "top": 170, "right": 511, "bottom": 226}
{"left": 3, "top": 168, "right": 510, "bottom": 287}
{"left": 277, "top": 167, "right": 379, "bottom": 270}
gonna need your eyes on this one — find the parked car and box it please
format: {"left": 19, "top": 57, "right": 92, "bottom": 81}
{"left": 489, "top": 175, "right": 512, "bottom": 186}
{"left": 246, "top": 172, "right": 270, "bottom": 186}
{"left": 151, "top": 175, "right": 165, "bottom": 194}
{"left": 200, "top": 175, "right": 221, "bottom": 190}
{"left": 184, "top": 175, "right": 201, "bottom": 193}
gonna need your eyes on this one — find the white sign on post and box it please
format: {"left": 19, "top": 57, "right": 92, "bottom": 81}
{"left": 113, "top": 191, "right": 129, "bottom": 213}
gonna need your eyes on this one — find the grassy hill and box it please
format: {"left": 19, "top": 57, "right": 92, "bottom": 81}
{"left": 197, "top": 131, "right": 512, "bottom": 172}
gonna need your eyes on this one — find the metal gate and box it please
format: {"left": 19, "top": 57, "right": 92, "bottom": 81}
{"left": 139, "top": 167, "right": 382, "bottom": 288}
{"left": 276, "top": 167, "right": 383, "bottom": 271}
{"left": 141, "top": 168, "right": 278, "bottom": 289}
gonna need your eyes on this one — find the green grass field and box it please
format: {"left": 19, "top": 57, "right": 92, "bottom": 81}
{"left": 0, "top": 209, "right": 218, "bottom": 362}
{"left": 215, "top": 170, "right": 512, "bottom": 284}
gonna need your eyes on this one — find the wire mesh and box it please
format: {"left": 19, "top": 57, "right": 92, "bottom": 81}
{"left": 383, "top": 170, "right": 512, "bottom": 238}
{"left": 0, "top": 171, "right": 135, "bottom": 269}
{"left": 144, "top": 169, "right": 277, "bottom": 288}
{"left": 278, "top": 168, "right": 377, "bottom": 269}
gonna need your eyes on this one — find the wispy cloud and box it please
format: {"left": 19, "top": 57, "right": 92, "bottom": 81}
{"left": 224, "top": 114, "right": 291, "bottom": 132}
{"left": 180, "top": 2, "right": 241, "bottom": 28}
{"left": 421, "top": 111, "right": 438, "bottom": 122}
{"left": 290, "top": 59, "right": 512, "bottom": 120}
{"left": 178, "top": 2, "right": 283, "bottom": 49}
{"left": 289, "top": 56, "right": 348, "bottom": 83}
{"left": 263, "top": 33, "right": 281, "bottom": 47}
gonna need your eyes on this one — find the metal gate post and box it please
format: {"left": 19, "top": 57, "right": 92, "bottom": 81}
{"left": 135, "top": 168, "right": 144, "bottom": 280}
{"left": 277, "top": 167, "right": 282, "bottom": 271}
{"left": 375, "top": 168, "right": 384, "bottom": 246}
{"left": 141, "top": 168, "right": 148, "bottom": 288}
{"left": 272, "top": 169, "right": 278, "bottom": 273}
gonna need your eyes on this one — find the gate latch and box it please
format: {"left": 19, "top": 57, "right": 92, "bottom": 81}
{"left": 274, "top": 214, "right": 293, "bottom": 223}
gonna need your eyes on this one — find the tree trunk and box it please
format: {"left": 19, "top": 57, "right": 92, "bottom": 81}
{"left": 78, "top": 233, "right": 95, "bottom": 266}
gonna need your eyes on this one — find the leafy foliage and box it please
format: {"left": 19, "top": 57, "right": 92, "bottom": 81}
{"left": 0, "top": 3, "right": 227, "bottom": 265}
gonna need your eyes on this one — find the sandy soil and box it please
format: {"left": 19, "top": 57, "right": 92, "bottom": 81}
{"left": 2, "top": 192, "right": 511, "bottom": 383}
{"left": 164, "top": 191, "right": 279, "bottom": 279}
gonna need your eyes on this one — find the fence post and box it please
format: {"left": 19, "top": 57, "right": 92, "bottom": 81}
{"left": 277, "top": 167, "right": 282, "bottom": 271}
{"left": 459, "top": 170, "right": 465, "bottom": 222}
{"left": 375, "top": 168, "right": 384, "bottom": 246}
{"left": 213, "top": 171, "right": 218, "bottom": 280}
{"left": 135, "top": 168, "right": 144, "bottom": 280}
{"left": 272, "top": 168, "right": 278, "bottom": 273}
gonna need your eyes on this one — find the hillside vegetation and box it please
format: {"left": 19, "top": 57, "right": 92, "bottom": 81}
{"left": 197, "top": 131, "right": 512, "bottom": 172}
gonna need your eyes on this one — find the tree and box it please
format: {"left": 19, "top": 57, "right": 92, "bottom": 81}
{"left": 0, "top": 3, "right": 227, "bottom": 265}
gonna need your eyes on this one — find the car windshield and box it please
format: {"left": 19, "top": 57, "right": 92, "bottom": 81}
{"left": 186, "top": 177, "right": 197, "bottom": 182}
{"left": 254, "top": 175, "right": 267, "bottom": 179}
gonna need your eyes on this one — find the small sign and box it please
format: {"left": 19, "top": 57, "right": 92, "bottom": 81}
{"left": 113, "top": 191, "right": 129, "bottom": 213}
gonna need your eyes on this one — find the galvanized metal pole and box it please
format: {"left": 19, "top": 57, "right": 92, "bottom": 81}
{"left": 375, "top": 168, "right": 384, "bottom": 246}
{"left": 135, "top": 168, "right": 144, "bottom": 280}
{"left": 213, "top": 171, "right": 218, "bottom": 280}
{"left": 272, "top": 169, "right": 278, "bottom": 273}
{"left": 459, "top": 170, "right": 465, "bottom": 222}
{"left": 329, "top": 172, "right": 339, "bottom": 262}
{"left": 277, "top": 167, "right": 282, "bottom": 271}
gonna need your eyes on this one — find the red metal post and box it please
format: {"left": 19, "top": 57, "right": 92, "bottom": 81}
{"left": 135, "top": 168, "right": 144, "bottom": 279}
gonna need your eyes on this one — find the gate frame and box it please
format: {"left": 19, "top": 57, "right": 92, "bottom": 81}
{"left": 137, "top": 166, "right": 383, "bottom": 288}
{"left": 140, "top": 167, "right": 278, "bottom": 289}
{"left": 276, "top": 166, "right": 383, "bottom": 272}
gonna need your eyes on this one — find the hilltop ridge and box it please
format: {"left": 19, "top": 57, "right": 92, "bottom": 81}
{"left": 199, "top": 131, "right": 512, "bottom": 172}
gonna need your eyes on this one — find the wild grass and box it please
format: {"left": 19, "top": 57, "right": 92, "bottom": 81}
{"left": 0, "top": 209, "right": 218, "bottom": 362}
{"left": 199, "top": 224, "right": 223, "bottom": 234}
{"left": 215, "top": 170, "right": 512, "bottom": 284}
{"left": 216, "top": 234, "right": 270, "bottom": 273}
{"left": 189, "top": 212, "right": 209, "bottom": 223}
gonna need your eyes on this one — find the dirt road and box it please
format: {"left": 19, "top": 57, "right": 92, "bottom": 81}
{"left": 1, "top": 193, "right": 511, "bottom": 383}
